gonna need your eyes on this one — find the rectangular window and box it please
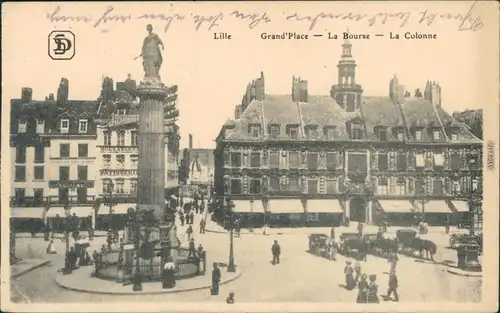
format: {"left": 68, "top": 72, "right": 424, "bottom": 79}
{"left": 352, "top": 127, "right": 364, "bottom": 140}
{"left": 117, "top": 131, "right": 125, "bottom": 146}
{"left": 103, "top": 131, "right": 112, "bottom": 146}
{"left": 34, "top": 188, "right": 44, "bottom": 203}
{"left": 450, "top": 153, "right": 461, "bottom": 170}
{"left": 415, "top": 179, "right": 425, "bottom": 195}
{"left": 230, "top": 153, "right": 241, "bottom": 167}
{"left": 326, "top": 180, "right": 337, "bottom": 194}
{"left": 308, "top": 180, "right": 318, "bottom": 194}
{"left": 59, "top": 166, "right": 70, "bottom": 181}
{"left": 289, "top": 152, "right": 300, "bottom": 168}
{"left": 34, "top": 144, "right": 45, "bottom": 163}
{"left": 251, "top": 126, "right": 260, "bottom": 138}
{"left": 452, "top": 180, "right": 461, "bottom": 193}
{"left": 307, "top": 153, "right": 318, "bottom": 170}
{"left": 289, "top": 127, "right": 299, "bottom": 139}
{"left": 116, "top": 179, "right": 125, "bottom": 194}
{"left": 269, "top": 177, "right": 280, "bottom": 191}
{"left": 103, "top": 154, "right": 111, "bottom": 168}
{"left": 59, "top": 188, "right": 69, "bottom": 204}
{"left": 288, "top": 178, "right": 300, "bottom": 192}
{"left": 79, "top": 119, "right": 88, "bottom": 133}
{"left": 36, "top": 118, "right": 45, "bottom": 134}
{"left": 269, "top": 125, "right": 280, "bottom": 138}
{"left": 15, "top": 188, "right": 26, "bottom": 201}
{"left": 396, "top": 180, "right": 406, "bottom": 195}
{"left": 326, "top": 153, "right": 337, "bottom": 170}
{"left": 397, "top": 153, "right": 407, "bottom": 171}
{"left": 78, "top": 166, "right": 88, "bottom": 181}
{"left": 269, "top": 152, "right": 279, "bottom": 169}
{"left": 250, "top": 152, "right": 261, "bottom": 168}
{"left": 130, "top": 179, "right": 138, "bottom": 194}
{"left": 15, "top": 166, "right": 26, "bottom": 181}
{"left": 116, "top": 155, "right": 125, "bottom": 169}
{"left": 34, "top": 166, "right": 44, "bottom": 180}
{"left": 378, "top": 154, "right": 388, "bottom": 170}
{"left": 415, "top": 130, "right": 422, "bottom": 141}
{"left": 377, "top": 129, "right": 387, "bottom": 141}
{"left": 348, "top": 154, "right": 367, "bottom": 173}
{"left": 324, "top": 127, "right": 335, "bottom": 140}
{"left": 249, "top": 179, "right": 261, "bottom": 194}
{"left": 60, "top": 143, "right": 70, "bottom": 158}
{"left": 450, "top": 133, "right": 458, "bottom": 141}
{"left": 433, "top": 153, "right": 444, "bottom": 167}
{"left": 102, "top": 179, "right": 111, "bottom": 194}
{"left": 16, "top": 146, "right": 26, "bottom": 163}
{"left": 78, "top": 144, "right": 88, "bottom": 157}
{"left": 60, "top": 119, "right": 69, "bottom": 133}
{"left": 18, "top": 119, "right": 27, "bottom": 133}
{"left": 378, "top": 180, "right": 389, "bottom": 195}
{"left": 433, "top": 179, "right": 443, "bottom": 195}
{"left": 397, "top": 131, "right": 404, "bottom": 141}
{"left": 230, "top": 179, "right": 241, "bottom": 194}
{"left": 305, "top": 127, "right": 318, "bottom": 139}
{"left": 415, "top": 153, "right": 425, "bottom": 168}
{"left": 433, "top": 130, "right": 440, "bottom": 141}
{"left": 77, "top": 188, "right": 87, "bottom": 203}
{"left": 131, "top": 131, "right": 138, "bottom": 146}
{"left": 130, "top": 154, "right": 139, "bottom": 168}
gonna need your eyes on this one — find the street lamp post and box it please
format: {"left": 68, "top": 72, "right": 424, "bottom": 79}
{"left": 130, "top": 207, "right": 143, "bottom": 292}
{"left": 64, "top": 205, "right": 71, "bottom": 254}
{"left": 108, "top": 181, "right": 115, "bottom": 233}
{"left": 227, "top": 199, "right": 236, "bottom": 272}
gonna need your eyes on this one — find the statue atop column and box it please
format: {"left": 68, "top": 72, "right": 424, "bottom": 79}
{"left": 135, "top": 24, "right": 164, "bottom": 80}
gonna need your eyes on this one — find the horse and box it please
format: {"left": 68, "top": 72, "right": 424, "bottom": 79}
{"left": 372, "top": 237, "right": 399, "bottom": 258}
{"left": 409, "top": 238, "right": 437, "bottom": 261}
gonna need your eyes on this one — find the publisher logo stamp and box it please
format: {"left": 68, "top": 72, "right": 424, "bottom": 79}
{"left": 48, "top": 31, "right": 75, "bottom": 60}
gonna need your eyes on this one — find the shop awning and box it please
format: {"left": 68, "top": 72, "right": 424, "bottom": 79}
{"left": 267, "top": 199, "right": 305, "bottom": 214}
{"left": 46, "top": 206, "right": 93, "bottom": 217}
{"left": 415, "top": 201, "right": 452, "bottom": 213}
{"left": 306, "top": 200, "right": 343, "bottom": 213}
{"left": 232, "top": 200, "right": 252, "bottom": 213}
{"left": 98, "top": 203, "right": 135, "bottom": 215}
{"left": 450, "top": 201, "right": 469, "bottom": 212}
{"left": 377, "top": 200, "right": 414, "bottom": 213}
{"left": 10, "top": 207, "right": 44, "bottom": 219}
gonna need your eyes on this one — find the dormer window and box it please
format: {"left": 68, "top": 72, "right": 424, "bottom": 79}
{"left": 36, "top": 118, "right": 45, "bottom": 134}
{"left": 60, "top": 119, "right": 70, "bottom": 133}
{"left": 18, "top": 119, "right": 27, "bottom": 133}
{"left": 375, "top": 127, "right": 387, "bottom": 141}
{"left": 287, "top": 125, "right": 299, "bottom": 139}
{"left": 305, "top": 125, "right": 318, "bottom": 139}
{"left": 268, "top": 124, "right": 280, "bottom": 138}
{"left": 323, "top": 126, "right": 336, "bottom": 140}
{"left": 249, "top": 124, "right": 261, "bottom": 138}
{"left": 432, "top": 129, "right": 440, "bottom": 141}
{"left": 415, "top": 130, "right": 422, "bottom": 141}
{"left": 450, "top": 133, "right": 458, "bottom": 141}
{"left": 351, "top": 122, "right": 364, "bottom": 140}
{"left": 397, "top": 131, "right": 404, "bottom": 141}
{"left": 79, "top": 119, "right": 88, "bottom": 133}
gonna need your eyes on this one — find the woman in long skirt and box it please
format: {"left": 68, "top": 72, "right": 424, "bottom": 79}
{"left": 344, "top": 260, "right": 355, "bottom": 290}
{"left": 162, "top": 256, "right": 176, "bottom": 289}
{"left": 367, "top": 274, "right": 380, "bottom": 303}
{"left": 356, "top": 274, "right": 369, "bottom": 303}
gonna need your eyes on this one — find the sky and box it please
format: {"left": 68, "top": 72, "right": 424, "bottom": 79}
{"left": 2, "top": 1, "right": 497, "bottom": 149}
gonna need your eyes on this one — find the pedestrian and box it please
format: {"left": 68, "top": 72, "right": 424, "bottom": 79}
{"left": 188, "top": 238, "right": 196, "bottom": 259}
{"left": 200, "top": 201, "right": 205, "bottom": 214}
{"left": 367, "top": 274, "right": 380, "bottom": 303}
{"left": 344, "top": 260, "right": 355, "bottom": 290}
{"left": 330, "top": 226, "right": 335, "bottom": 241}
{"left": 46, "top": 239, "right": 57, "bottom": 254}
{"left": 386, "top": 272, "right": 399, "bottom": 301}
{"left": 162, "top": 256, "right": 177, "bottom": 289}
{"left": 179, "top": 212, "right": 185, "bottom": 226}
{"left": 211, "top": 262, "right": 221, "bottom": 295}
{"left": 197, "top": 244, "right": 204, "bottom": 259}
{"left": 389, "top": 252, "right": 398, "bottom": 274}
{"left": 354, "top": 259, "right": 362, "bottom": 282}
{"left": 199, "top": 218, "right": 206, "bottom": 234}
{"left": 356, "top": 274, "right": 369, "bottom": 303}
{"left": 189, "top": 212, "right": 195, "bottom": 225}
{"left": 88, "top": 225, "right": 94, "bottom": 241}
{"left": 445, "top": 217, "right": 450, "bottom": 235}
{"left": 234, "top": 219, "right": 241, "bottom": 238}
{"left": 357, "top": 222, "right": 364, "bottom": 237}
{"left": 226, "top": 292, "right": 235, "bottom": 304}
{"left": 186, "top": 225, "right": 193, "bottom": 241}
{"left": 457, "top": 245, "right": 466, "bottom": 269}
{"left": 271, "top": 240, "right": 281, "bottom": 265}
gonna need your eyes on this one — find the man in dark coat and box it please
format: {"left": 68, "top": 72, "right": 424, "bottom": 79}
{"left": 211, "top": 262, "right": 221, "bottom": 295}
{"left": 457, "top": 245, "right": 466, "bottom": 269}
{"left": 199, "top": 218, "right": 206, "bottom": 234}
{"left": 367, "top": 274, "right": 380, "bottom": 303}
{"left": 179, "top": 212, "right": 185, "bottom": 226}
{"left": 200, "top": 200, "right": 205, "bottom": 214}
{"left": 330, "top": 226, "right": 335, "bottom": 240}
{"left": 445, "top": 217, "right": 450, "bottom": 235}
{"left": 271, "top": 240, "right": 281, "bottom": 265}
{"left": 189, "top": 212, "right": 195, "bottom": 225}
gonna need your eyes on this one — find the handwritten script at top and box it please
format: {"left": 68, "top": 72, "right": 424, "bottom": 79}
{"left": 47, "top": 2, "right": 483, "bottom": 33}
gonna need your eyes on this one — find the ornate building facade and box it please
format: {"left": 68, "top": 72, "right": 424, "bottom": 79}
{"left": 214, "top": 40, "right": 482, "bottom": 228}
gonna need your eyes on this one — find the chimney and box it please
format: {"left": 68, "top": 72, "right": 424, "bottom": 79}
{"left": 57, "top": 77, "right": 69, "bottom": 106}
{"left": 431, "top": 83, "right": 442, "bottom": 107}
{"left": 255, "top": 72, "right": 265, "bottom": 101}
{"left": 234, "top": 105, "right": 242, "bottom": 119}
{"left": 21, "top": 87, "right": 33, "bottom": 103}
{"left": 414, "top": 88, "right": 423, "bottom": 98}
{"left": 298, "top": 79, "right": 308, "bottom": 102}
{"left": 189, "top": 134, "right": 193, "bottom": 149}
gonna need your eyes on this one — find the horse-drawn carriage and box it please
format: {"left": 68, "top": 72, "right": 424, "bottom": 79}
{"left": 308, "top": 234, "right": 330, "bottom": 258}
{"left": 338, "top": 232, "right": 377, "bottom": 259}
{"left": 461, "top": 243, "right": 482, "bottom": 272}
{"left": 396, "top": 228, "right": 437, "bottom": 260}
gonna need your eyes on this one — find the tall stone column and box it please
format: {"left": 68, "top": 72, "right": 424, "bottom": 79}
{"left": 137, "top": 80, "right": 168, "bottom": 222}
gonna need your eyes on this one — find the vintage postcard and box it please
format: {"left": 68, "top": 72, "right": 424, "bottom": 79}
{"left": 1, "top": 1, "right": 498, "bottom": 312}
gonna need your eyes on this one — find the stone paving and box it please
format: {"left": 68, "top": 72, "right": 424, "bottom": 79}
{"left": 11, "top": 258, "right": 51, "bottom": 279}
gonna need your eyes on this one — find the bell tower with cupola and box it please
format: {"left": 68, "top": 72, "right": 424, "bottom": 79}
{"left": 330, "top": 30, "right": 363, "bottom": 112}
